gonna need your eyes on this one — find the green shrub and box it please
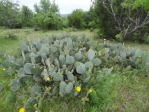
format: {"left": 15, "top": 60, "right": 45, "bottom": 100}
{"left": 90, "top": 28, "right": 94, "bottom": 32}
{"left": 33, "top": 12, "right": 63, "bottom": 30}
{"left": 88, "top": 21, "right": 97, "bottom": 29}
{"left": 86, "top": 73, "right": 122, "bottom": 111}
{"left": 0, "top": 26, "right": 6, "bottom": 30}
{"left": 33, "top": 25, "right": 40, "bottom": 31}
{"left": 143, "top": 35, "right": 149, "bottom": 43}
{"left": 4, "top": 32, "right": 18, "bottom": 40}
{"left": 115, "top": 33, "right": 123, "bottom": 42}
{"left": 67, "top": 9, "right": 85, "bottom": 29}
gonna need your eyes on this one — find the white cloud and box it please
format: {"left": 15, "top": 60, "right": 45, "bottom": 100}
{"left": 14, "top": 0, "right": 91, "bottom": 14}
{"left": 55, "top": 0, "right": 92, "bottom": 14}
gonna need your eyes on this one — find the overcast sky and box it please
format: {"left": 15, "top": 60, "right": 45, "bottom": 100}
{"left": 15, "top": 0, "right": 92, "bottom": 14}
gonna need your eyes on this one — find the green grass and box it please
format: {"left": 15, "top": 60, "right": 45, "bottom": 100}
{"left": 0, "top": 28, "right": 148, "bottom": 53}
{"left": 0, "top": 29, "right": 149, "bottom": 112}
{"left": 0, "top": 28, "right": 94, "bottom": 54}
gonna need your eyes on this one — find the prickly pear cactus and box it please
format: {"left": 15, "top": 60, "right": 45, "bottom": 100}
{"left": 1, "top": 33, "right": 102, "bottom": 109}
{"left": 101, "top": 41, "right": 149, "bottom": 76}
{"left": 2, "top": 33, "right": 149, "bottom": 112}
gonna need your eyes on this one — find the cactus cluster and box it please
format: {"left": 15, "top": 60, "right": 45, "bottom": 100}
{"left": 100, "top": 42, "right": 149, "bottom": 76}
{"left": 2, "top": 35, "right": 149, "bottom": 109}
{"left": 2, "top": 34, "right": 101, "bottom": 99}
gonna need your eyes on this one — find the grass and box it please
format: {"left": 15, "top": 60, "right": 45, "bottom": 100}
{"left": 0, "top": 28, "right": 148, "bottom": 53}
{"left": 0, "top": 28, "right": 94, "bottom": 54}
{"left": 0, "top": 28, "right": 149, "bottom": 112}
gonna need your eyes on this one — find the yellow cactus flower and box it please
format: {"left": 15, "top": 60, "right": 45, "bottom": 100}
{"left": 45, "top": 77, "right": 51, "bottom": 81}
{"left": 75, "top": 86, "right": 81, "bottom": 92}
{"left": 19, "top": 107, "right": 25, "bottom": 112}
{"left": 88, "top": 89, "right": 93, "bottom": 93}
{"left": 2, "top": 68, "right": 6, "bottom": 71}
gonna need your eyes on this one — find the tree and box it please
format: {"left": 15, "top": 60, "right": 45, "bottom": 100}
{"left": 33, "top": 12, "right": 62, "bottom": 30}
{"left": 34, "top": 3, "right": 40, "bottom": 13}
{"left": 83, "top": 7, "right": 99, "bottom": 28}
{"left": 21, "top": 6, "right": 33, "bottom": 27}
{"left": 34, "top": 0, "right": 59, "bottom": 14}
{"left": 67, "top": 9, "right": 85, "bottom": 29}
{"left": 94, "top": 0, "right": 149, "bottom": 39}
{"left": 0, "top": 0, "right": 22, "bottom": 28}
{"left": 33, "top": 0, "right": 60, "bottom": 30}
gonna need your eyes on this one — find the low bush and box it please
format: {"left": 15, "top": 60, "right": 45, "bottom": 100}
{"left": 33, "top": 12, "right": 63, "bottom": 30}
{"left": 3, "top": 32, "right": 18, "bottom": 40}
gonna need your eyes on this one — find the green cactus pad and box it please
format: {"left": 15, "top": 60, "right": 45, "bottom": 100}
{"left": 76, "top": 62, "right": 86, "bottom": 74}
{"left": 24, "top": 63, "right": 33, "bottom": 74}
{"left": 66, "top": 55, "right": 75, "bottom": 65}
{"left": 10, "top": 79, "right": 20, "bottom": 92}
{"left": 92, "top": 58, "right": 102, "bottom": 66}
{"left": 88, "top": 49, "right": 95, "bottom": 61}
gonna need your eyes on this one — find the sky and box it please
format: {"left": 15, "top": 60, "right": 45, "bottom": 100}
{"left": 15, "top": 0, "right": 92, "bottom": 14}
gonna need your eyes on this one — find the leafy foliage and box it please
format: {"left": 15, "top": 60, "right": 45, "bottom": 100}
{"left": 0, "top": 0, "right": 22, "bottom": 28}
{"left": 34, "top": 0, "right": 59, "bottom": 14}
{"left": 33, "top": 12, "right": 63, "bottom": 30}
{"left": 67, "top": 9, "right": 85, "bottom": 29}
{"left": 94, "top": 0, "right": 149, "bottom": 41}
{"left": 21, "top": 6, "right": 33, "bottom": 27}
{"left": 0, "top": 0, "right": 60, "bottom": 29}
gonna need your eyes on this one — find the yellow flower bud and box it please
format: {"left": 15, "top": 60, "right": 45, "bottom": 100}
{"left": 88, "top": 89, "right": 93, "bottom": 93}
{"left": 45, "top": 77, "right": 51, "bottom": 81}
{"left": 75, "top": 86, "right": 81, "bottom": 92}
{"left": 2, "top": 68, "right": 6, "bottom": 71}
{"left": 19, "top": 107, "right": 25, "bottom": 112}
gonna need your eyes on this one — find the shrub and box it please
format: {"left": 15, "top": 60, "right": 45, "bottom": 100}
{"left": 89, "top": 28, "right": 94, "bottom": 32}
{"left": 33, "top": 25, "right": 40, "bottom": 31}
{"left": 0, "top": 26, "right": 6, "bottom": 30}
{"left": 88, "top": 21, "right": 97, "bottom": 29}
{"left": 67, "top": 9, "right": 85, "bottom": 29}
{"left": 4, "top": 32, "right": 18, "bottom": 40}
{"left": 143, "top": 35, "right": 149, "bottom": 43}
{"left": 33, "top": 12, "right": 63, "bottom": 30}
{"left": 115, "top": 33, "right": 123, "bottom": 42}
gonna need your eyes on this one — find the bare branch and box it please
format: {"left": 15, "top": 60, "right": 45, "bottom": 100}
{"left": 101, "top": 0, "right": 149, "bottom": 38}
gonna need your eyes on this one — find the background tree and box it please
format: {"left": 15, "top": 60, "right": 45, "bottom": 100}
{"left": 94, "top": 0, "right": 149, "bottom": 41}
{"left": 33, "top": 0, "right": 61, "bottom": 30}
{"left": 0, "top": 0, "right": 22, "bottom": 28}
{"left": 21, "top": 6, "right": 33, "bottom": 27}
{"left": 33, "top": 12, "right": 62, "bottom": 30}
{"left": 83, "top": 7, "right": 99, "bottom": 29}
{"left": 34, "top": 0, "right": 59, "bottom": 14}
{"left": 34, "top": 3, "right": 41, "bottom": 13}
{"left": 67, "top": 9, "right": 85, "bottom": 29}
